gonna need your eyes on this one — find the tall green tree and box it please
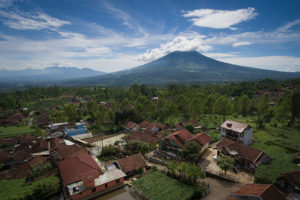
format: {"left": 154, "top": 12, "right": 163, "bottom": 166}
{"left": 291, "top": 90, "right": 300, "bottom": 127}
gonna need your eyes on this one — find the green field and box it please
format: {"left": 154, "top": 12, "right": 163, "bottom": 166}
{"left": 0, "top": 176, "right": 60, "bottom": 200}
{"left": 132, "top": 171, "right": 195, "bottom": 200}
{"left": 0, "top": 126, "right": 35, "bottom": 138}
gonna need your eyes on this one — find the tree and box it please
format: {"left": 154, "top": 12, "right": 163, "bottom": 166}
{"left": 185, "top": 124, "right": 194, "bottom": 134}
{"left": 64, "top": 104, "right": 78, "bottom": 123}
{"left": 217, "top": 155, "right": 235, "bottom": 175}
{"left": 101, "top": 146, "right": 116, "bottom": 157}
{"left": 126, "top": 140, "right": 150, "bottom": 154}
{"left": 291, "top": 90, "right": 300, "bottom": 127}
{"left": 182, "top": 141, "right": 200, "bottom": 162}
{"left": 239, "top": 94, "right": 250, "bottom": 116}
{"left": 274, "top": 99, "right": 290, "bottom": 124}
{"left": 137, "top": 166, "right": 144, "bottom": 177}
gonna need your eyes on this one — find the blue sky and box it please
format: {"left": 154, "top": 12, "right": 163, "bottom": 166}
{"left": 0, "top": 0, "right": 300, "bottom": 72}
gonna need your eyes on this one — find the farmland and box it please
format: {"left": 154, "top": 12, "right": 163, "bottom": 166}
{"left": 132, "top": 171, "right": 196, "bottom": 200}
{"left": 0, "top": 126, "right": 35, "bottom": 138}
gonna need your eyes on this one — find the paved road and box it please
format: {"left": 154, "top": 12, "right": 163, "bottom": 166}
{"left": 204, "top": 177, "right": 242, "bottom": 200}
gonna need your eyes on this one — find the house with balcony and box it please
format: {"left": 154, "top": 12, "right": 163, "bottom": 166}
{"left": 220, "top": 120, "right": 253, "bottom": 146}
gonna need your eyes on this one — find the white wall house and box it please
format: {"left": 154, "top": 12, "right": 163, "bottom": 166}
{"left": 220, "top": 120, "right": 253, "bottom": 146}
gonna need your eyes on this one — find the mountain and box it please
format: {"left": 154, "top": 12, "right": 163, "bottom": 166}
{"left": 71, "top": 51, "right": 300, "bottom": 86}
{"left": 0, "top": 66, "right": 106, "bottom": 83}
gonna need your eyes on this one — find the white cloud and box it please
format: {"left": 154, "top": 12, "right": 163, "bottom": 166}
{"left": 276, "top": 19, "right": 300, "bottom": 32}
{"left": 182, "top": 7, "right": 257, "bottom": 29}
{"left": 232, "top": 41, "right": 252, "bottom": 47}
{"left": 137, "top": 33, "right": 212, "bottom": 62}
{"left": 203, "top": 52, "right": 239, "bottom": 58}
{"left": 218, "top": 56, "right": 300, "bottom": 72}
{"left": 0, "top": 10, "right": 70, "bottom": 30}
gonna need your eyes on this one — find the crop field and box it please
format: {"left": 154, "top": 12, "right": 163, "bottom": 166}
{"left": 0, "top": 126, "right": 35, "bottom": 138}
{"left": 132, "top": 171, "right": 195, "bottom": 200}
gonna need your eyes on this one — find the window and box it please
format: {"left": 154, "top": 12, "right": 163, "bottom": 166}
{"left": 105, "top": 184, "right": 108, "bottom": 188}
{"left": 92, "top": 187, "right": 96, "bottom": 192}
{"left": 116, "top": 179, "right": 120, "bottom": 184}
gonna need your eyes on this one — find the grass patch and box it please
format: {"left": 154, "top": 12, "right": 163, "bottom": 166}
{"left": 0, "top": 126, "right": 35, "bottom": 138}
{"left": 132, "top": 171, "right": 195, "bottom": 200}
{"left": 250, "top": 125, "right": 300, "bottom": 183}
{"left": 0, "top": 176, "right": 60, "bottom": 200}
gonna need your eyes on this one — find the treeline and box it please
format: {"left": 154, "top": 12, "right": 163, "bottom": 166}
{"left": 1, "top": 79, "right": 300, "bottom": 129}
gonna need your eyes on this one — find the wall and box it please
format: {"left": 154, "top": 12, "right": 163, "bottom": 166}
{"left": 91, "top": 134, "right": 126, "bottom": 149}
{"left": 71, "top": 178, "right": 124, "bottom": 200}
{"left": 242, "top": 128, "right": 253, "bottom": 146}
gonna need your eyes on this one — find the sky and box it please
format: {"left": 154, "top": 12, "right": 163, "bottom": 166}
{"left": 0, "top": 0, "right": 300, "bottom": 72}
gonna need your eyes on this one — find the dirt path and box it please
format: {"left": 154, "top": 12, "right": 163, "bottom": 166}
{"left": 204, "top": 177, "right": 242, "bottom": 200}
{"left": 27, "top": 111, "right": 34, "bottom": 126}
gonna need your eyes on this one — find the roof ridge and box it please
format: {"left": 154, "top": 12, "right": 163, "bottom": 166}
{"left": 258, "top": 184, "right": 273, "bottom": 195}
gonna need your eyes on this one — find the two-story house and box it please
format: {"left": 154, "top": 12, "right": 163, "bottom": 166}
{"left": 220, "top": 120, "right": 253, "bottom": 146}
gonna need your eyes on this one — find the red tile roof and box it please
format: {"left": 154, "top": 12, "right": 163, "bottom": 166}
{"left": 163, "top": 129, "right": 194, "bottom": 148}
{"left": 221, "top": 120, "right": 250, "bottom": 133}
{"left": 233, "top": 184, "right": 286, "bottom": 200}
{"left": 125, "top": 121, "right": 140, "bottom": 129}
{"left": 140, "top": 121, "right": 150, "bottom": 128}
{"left": 117, "top": 153, "right": 146, "bottom": 174}
{"left": 187, "top": 132, "right": 211, "bottom": 146}
{"left": 58, "top": 153, "right": 103, "bottom": 186}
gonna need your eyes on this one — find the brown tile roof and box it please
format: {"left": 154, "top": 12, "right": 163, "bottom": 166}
{"left": 31, "top": 139, "right": 49, "bottom": 153}
{"left": 187, "top": 132, "right": 211, "bottom": 146}
{"left": 55, "top": 144, "right": 88, "bottom": 160}
{"left": 15, "top": 143, "right": 32, "bottom": 153}
{"left": 58, "top": 153, "right": 103, "bottom": 186}
{"left": 175, "top": 120, "right": 200, "bottom": 130}
{"left": 127, "top": 132, "right": 158, "bottom": 145}
{"left": 117, "top": 153, "right": 146, "bottom": 174}
{"left": 277, "top": 170, "right": 300, "bottom": 188}
{"left": 216, "top": 137, "right": 266, "bottom": 166}
{"left": 36, "top": 112, "right": 50, "bottom": 126}
{"left": 216, "top": 137, "right": 238, "bottom": 148}
{"left": 29, "top": 156, "right": 47, "bottom": 168}
{"left": 125, "top": 121, "right": 140, "bottom": 129}
{"left": 221, "top": 120, "right": 250, "bottom": 133}
{"left": 0, "top": 149, "right": 11, "bottom": 163}
{"left": 0, "top": 138, "right": 17, "bottom": 146}
{"left": 50, "top": 138, "right": 67, "bottom": 151}
{"left": 16, "top": 134, "right": 37, "bottom": 144}
{"left": 12, "top": 150, "right": 29, "bottom": 162}
{"left": 83, "top": 133, "right": 123, "bottom": 144}
{"left": 233, "top": 184, "right": 286, "bottom": 200}
{"left": 155, "top": 123, "right": 166, "bottom": 130}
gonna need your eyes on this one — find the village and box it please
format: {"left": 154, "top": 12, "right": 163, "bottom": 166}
{"left": 0, "top": 82, "right": 300, "bottom": 200}
{"left": 0, "top": 104, "right": 299, "bottom": 200}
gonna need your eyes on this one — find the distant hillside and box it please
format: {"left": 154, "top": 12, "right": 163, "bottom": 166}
{"left": 0, "top": 66, "right": 106, "bottom": 83}
{"left": 70, "top": 51, "right": 300, "bottom": 86}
